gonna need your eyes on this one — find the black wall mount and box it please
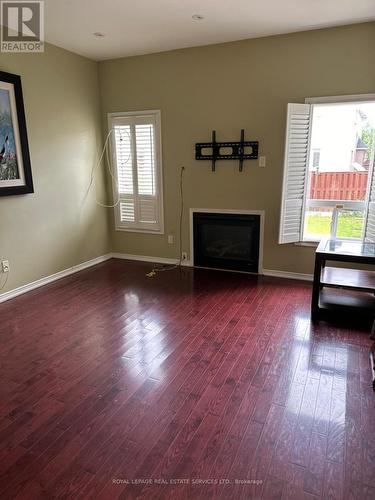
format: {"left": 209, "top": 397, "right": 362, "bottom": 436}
{"left": 195, "top": 129, "right": 259, "bottom": 172}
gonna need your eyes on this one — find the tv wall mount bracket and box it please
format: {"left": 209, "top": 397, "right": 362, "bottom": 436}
{"left": 195, "top": 129, "right": 259, "bottom": 172}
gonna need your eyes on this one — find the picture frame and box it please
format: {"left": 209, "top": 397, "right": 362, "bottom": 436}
{"left": 0, "top": 70, "right": 33, "bottom": 196}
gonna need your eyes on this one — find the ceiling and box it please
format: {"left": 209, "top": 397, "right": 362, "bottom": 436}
{"left": 44, "top": 0, "right": 375, "bottom": 61}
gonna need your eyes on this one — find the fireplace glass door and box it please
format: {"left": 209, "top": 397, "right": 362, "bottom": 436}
{"left": 193, "top": 212, "right": 260, "bottom": 273}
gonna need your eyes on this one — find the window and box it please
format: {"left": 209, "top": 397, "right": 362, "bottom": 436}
{"left": 279, "top": 97, "right": 375, "bottom": 244}
{"left": 108, "top": 110, "right": 164, "bottom": 233}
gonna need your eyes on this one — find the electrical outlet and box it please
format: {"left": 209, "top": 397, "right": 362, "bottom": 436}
{"left": 167, "top": 234, "right": 174, "bottom": 244}
{"left": 2, "top": 260, "right": 10, "bottom": 273}
{"left": 181, "top": 252, "right": 188, "bottom": 261}
{"left": 259, "top": 155, "right": 266, "bottom": 167}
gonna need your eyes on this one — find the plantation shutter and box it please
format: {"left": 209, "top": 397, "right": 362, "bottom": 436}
{"left": 135, "top": 122, "right": 158, "bottom": 225}
{"left": 364, "top": 160, "right": 375, "bottom": 241}
{"left": 279, "top": 103, "right": 312, "bottom": 244}
{"left": 110, "top": 112, "right": 163, "bottom": 233}
{"left": 114, "top": 124, "right": 135, "bottom": 223}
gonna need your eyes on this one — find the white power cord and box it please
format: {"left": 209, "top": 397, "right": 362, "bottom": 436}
{"left": 146, "top": 166, "right": 185, "bottom": 277}
{"left": 84, "top": 127, "right": 131, "bottom": 208}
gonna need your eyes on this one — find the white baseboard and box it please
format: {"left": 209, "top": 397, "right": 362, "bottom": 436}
{"left": 262, "top": 268, "right": 313, "bottom": 282}
{"left": 0, "top": 254, "right": 112, "bottom": 304}
{"left": 112, "top": 253, "right": 312, "bottom": 281}
{"left": 112, "top": 252, "right": 178, "bottom": 265}
{"left": 0, "top": 253, "right": 312, "bottom": 305}
{"left": 112, "top": 252, "right": 193, "bottom": 267}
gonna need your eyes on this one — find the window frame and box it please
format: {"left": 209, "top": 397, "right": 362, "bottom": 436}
{"left": 108, "top": 109, "right": 164, "bottom": 234}
{"left": 300, "top": 95, "right": 375, "bottom": 243}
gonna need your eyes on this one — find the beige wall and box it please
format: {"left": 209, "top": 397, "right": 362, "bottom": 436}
{"left": 0, "top": 43, "right": 110, "bottom": 293}
{"left": 99, "top": 22, "right": 375, "bottom": 274}
{"left": 1, "top": 22, "right": 374, "bottom": 295}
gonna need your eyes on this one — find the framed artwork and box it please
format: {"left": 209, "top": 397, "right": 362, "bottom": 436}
{"left": 0, "top": 70, "right": 33, "bottom": 196}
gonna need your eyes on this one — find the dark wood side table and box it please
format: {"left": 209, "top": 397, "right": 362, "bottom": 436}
{"left": 311, "top": 239, "right": 375, "bottom": 321}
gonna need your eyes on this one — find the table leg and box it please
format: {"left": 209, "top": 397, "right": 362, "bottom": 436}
{"left": 370, "top": 319, "right": 375, "bottom": 341}
{"left": 370, "top": 341, "right": 375, "bottom": 391}
{"left": 311, "top": 255, "right": 323, "bottom": 321}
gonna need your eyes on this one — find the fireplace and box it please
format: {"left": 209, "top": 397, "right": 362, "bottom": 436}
{"left": 192, "top": 211, "right": 262, "bottom": 273}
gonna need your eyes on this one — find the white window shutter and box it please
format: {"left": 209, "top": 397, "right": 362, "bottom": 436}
{"left": 135, "top": 123, "right": 159, "bottom": 226}
{"left": 138, "top": 197, "right": 157, "bottom": 223}
{"left": 119, "top": 198, "right": 135, "bottom": 223}
{"left": 135, "top": 124, "right": 156, "bottom": 196}
{"left": 279, "top": 103, "right": 312, "bottom": 244}
{"left": 114, "top": 125, "right": 133, "bottom": 195}
{"left": 113, "top": 124, "right": 136, "bottom": 224}
{"left": 364, "top": 161, "right": 375, "bottom": 241}
{"left": 109, "top": 111, "right": 164, "bottom": 233}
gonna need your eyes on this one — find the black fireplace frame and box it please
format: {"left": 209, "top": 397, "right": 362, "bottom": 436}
{"left": 192, "top": 211, "right": 262, "bottom": 274}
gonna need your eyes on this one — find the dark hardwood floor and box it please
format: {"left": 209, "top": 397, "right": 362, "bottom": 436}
{"left": 0, "top": 259, "right": 374, "bottom": 499}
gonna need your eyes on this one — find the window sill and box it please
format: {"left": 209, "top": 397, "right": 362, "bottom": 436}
{"left": 294, "top": 241, "right": 319, "bottom": 247}
{"left": 115, "top": 226, "right": 164, "bottom": 235}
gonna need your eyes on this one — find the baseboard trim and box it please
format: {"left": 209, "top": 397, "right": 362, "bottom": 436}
{"left": 112, "top": 253, "right": 312, "bottom": 281}
{"left": 112, "top": 252, "right": 179, "bottom": 265}
{"left": 0, "top": 254, "right": 312, "bottom": 304}
{"left": 0, "top": 254, "right": 112, "bottom": 304}
{"left": 262, "top": 269, "right": 313, "bottom": 282}
{"left": 111, "top": 252, "right": 193, "bottom": 267}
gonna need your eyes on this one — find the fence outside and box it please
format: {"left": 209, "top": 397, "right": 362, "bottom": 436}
{"left": 309, "top": 171, "right": 369, "bottom": 201}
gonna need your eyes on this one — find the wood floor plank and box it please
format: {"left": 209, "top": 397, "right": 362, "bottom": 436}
{"left": 0, "top": 260, "right": 373, "bottom": 500}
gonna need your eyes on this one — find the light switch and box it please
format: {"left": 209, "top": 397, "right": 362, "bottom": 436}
{"left": 259, "top": 156, "right": 266, "bottom": 168}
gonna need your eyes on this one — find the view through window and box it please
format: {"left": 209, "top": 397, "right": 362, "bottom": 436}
{"left": 303, "top": 102, "right": 375, "bottom": 241}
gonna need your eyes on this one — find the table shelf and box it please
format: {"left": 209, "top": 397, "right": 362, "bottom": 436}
{"left": 319, "top": 288, "right": 375, "bottom": 313}
{"left": 312, "top": 239, "right": 375, "bottom": 321}
{"left": 321, "top": 266, "right": 375, "bottom": 293}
